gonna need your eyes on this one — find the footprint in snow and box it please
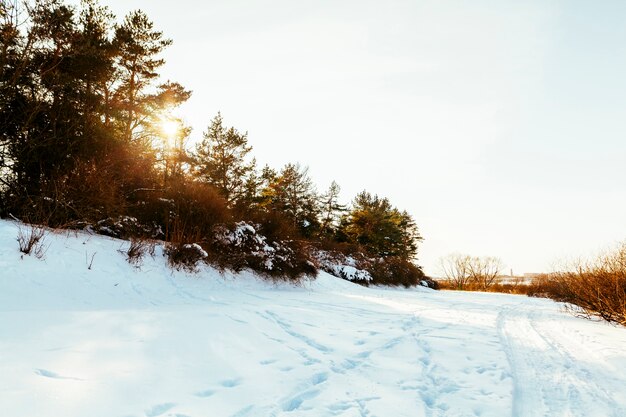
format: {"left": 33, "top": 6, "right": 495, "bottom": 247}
{"left": 310, "top": 372, "right": 328, "bottom": 385}
{"left": 220, "top": 378, "right": 242, "bottom": 388}
{"left": 230, "top": 405, "right": 254, "bottom": 417}
{"left": 281, "top": 389, "right": 321, "bottom": 412}
{"left": 34, "top": 368, "right": 83, "bottom": 381}
{"left": 144, "top": 402, "right": 176, "bottom": 417}
{"left": 194, "top": 389, "right": 215, "bottom": 398}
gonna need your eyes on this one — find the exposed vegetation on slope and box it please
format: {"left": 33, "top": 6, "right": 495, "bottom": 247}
{"left": 0, "top": 0, "right": 428, "bottom": 286}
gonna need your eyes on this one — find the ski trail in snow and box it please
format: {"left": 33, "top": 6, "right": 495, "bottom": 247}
{"left": 497, "top": 304, "right": 625, "bottom": 417}
{"left": 527, "top": 312, "right": 625, "bottom": 417}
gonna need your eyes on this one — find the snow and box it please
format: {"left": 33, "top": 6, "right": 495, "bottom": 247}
{"left": 1, "top": 220, "right": 626, "bottom": 417}
{"left": 313, "top": 251, "right": 373, "bottom": 283}
{"left": 182, "top": 243, "right": 208, "bottom": 259}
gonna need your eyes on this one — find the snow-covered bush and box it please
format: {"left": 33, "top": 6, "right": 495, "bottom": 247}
{"left": 164, "top": 242, "right": 208, "bottom": 272}
{"left": 313, "top": 248, "right": 435, "bottom": 288}
{"left": 313, "top": 249, "right": 373, "bottom": 283}
{"left": 211, "top": 222, "right": 316, "bottom": 280}
{"left": 91, "top": 216, "right": 163, "bottom": 240}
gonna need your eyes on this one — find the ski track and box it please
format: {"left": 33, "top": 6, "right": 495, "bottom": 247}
{"left": 497, "top": 304, "right": 626, "bottom": 417}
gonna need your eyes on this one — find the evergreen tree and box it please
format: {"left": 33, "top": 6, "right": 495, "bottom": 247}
{"left": 193, "top": 113, "right": 254, "bottom": 206}
{"left": 341, "top": 191, "right": 422, "bottom": 260}
{"left": 261, "top": 163, "right": 319, "bottom": 236}
{"left": 113, "top": 9, "right": 172, "bottom": 143}
{"left": 318, "top": 180, "right": 346, "bottom": 238}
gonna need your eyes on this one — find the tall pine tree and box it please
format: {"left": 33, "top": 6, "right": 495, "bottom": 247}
{"left": 193, "top": 113, "right": 254, "bottom": 206}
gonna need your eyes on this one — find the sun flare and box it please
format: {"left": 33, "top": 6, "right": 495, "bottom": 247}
{"left": 160, "top": 117, "right": 179, "bottom": 138}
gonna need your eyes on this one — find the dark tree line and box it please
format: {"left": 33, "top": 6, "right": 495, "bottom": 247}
{"left": 0, "top": 0, "right": 188, "bottom": 222}
{"left": 1, "top": 0, "right": 426, "bottom": 285}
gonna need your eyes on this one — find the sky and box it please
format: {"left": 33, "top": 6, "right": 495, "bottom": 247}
{"left": 74, "top": 0, "right": 626, "bottom": 276}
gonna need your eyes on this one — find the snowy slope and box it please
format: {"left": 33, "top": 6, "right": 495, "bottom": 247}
{"left": 1, "top": 220, "right": 625, "bottom": 417}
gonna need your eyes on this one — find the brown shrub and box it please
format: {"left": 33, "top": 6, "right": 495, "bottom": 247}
{"left": 527, "top": 244, "right": 626, "bottom": 326}
{"left": 438, "top": 279, "right": 533, "bottom": 295}
{"left": 163, "top": 181, "right": 230, "bottom": 243}
{"left": 123, "top": 238, "right": 155, "bottom": 266}
{"left": 127, "top": 180, "right": 230, "bottom": 244}
{"left": 248, "top": 209, "right": 299, "bottom": 243}
{"left": 368, "top": 256, "right": 427, "bottom": 288}
{"left": 5, "top": 159, "right": 133, "bottom": 228}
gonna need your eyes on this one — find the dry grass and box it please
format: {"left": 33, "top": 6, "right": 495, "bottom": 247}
{"left": 437, "top": 279, "right": 534, "bottom": 295}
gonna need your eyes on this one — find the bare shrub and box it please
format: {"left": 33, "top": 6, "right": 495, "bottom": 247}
{"left": 438, "top": 253, "right": 502, "bottom": 290}
{"left": 439, "top": 253, "right": 472, "bottom": 289}
{"left": 468, "top": 256, "right": 502, "bottom": 290}
{"left": 123, "top": 238, "right": 155, "bottom": 266}
{"left": 16, "top": 223, "right": 47, "bottom": 259}
{"left": 533, "top": 244, "right": 626, "bottom": 325}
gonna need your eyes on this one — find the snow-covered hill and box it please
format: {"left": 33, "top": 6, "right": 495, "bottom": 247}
{"left": 1, "top": 220, "right": 625, "bottom": 417}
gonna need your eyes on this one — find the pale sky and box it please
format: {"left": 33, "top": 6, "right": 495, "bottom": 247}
{"left": 82, "top": 0, "right": 626, "bottom": 276}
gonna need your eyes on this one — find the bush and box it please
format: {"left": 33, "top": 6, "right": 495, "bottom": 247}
{"left": 367, "top": 256, "right": 427, "bottom": 288}
{"left": 113, "top": 180, "right": 230, "bottom": 245}
{"left": 164, "top": 242, "right": 208, "bottom": 272}
{"left": 210, "top": 221, "right": 316, "bottom": 281}
{"left": 92, "top": 216, "right": 163, "bottom": 240}
{"left": 438, "top": 279, "right": 531, "bottom": 294}
{"left": 438, "top": 253, "right": 503, "bottom": 290}
{"left": 2, "top": 157, "right": 140, "bottom": 228}
{"left": 313, "top": 250, "right": 373, "bottom": 283}
{"left": 530, "top": 243, "right": 626, "bottom": 326}
{"left": 122, "top": 238, "right": 155, "bottom": 266}
{"left": 16, "top": 223, "right": 47, "bottom": 259}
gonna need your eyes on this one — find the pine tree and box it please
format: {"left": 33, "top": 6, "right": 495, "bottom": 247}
{"left": 261, "top": 163, "right": 319, "bottom": 236}
{"left": 318, "top": 180, "right": 346, "bottom": 238}
{"left": 113, "top": 9, "right": 172, "bottom": 143}
{"left": 341, "top": 191, "right": 422, "bottom": 260}
{"left": 193, "top": 113, "right": 254, "bottom": 206}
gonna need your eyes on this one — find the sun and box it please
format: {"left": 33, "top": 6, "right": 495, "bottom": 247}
{"left": 160, "top": 117, "right": 179, "bottom": 138}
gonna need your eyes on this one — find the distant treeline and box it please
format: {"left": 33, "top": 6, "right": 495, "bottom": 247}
{"left": 0, "top": 0, "right": 428, "bottom": 285}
